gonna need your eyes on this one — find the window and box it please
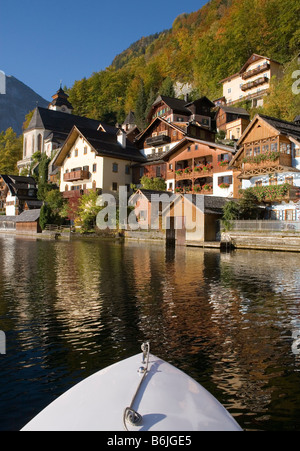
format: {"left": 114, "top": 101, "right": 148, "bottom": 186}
{"left": 125, "top": 165, "right": 130, "bottom": 175}
{"left": 75, "top": 148, "right": 78, "bottom": 157}
{"left": 254, "top": 145, "right": 261, "bottom": 156}
{"left": 37, "top": 134, "right": 42, "bottom": 151}
{"left": 93, "top": 164, "right": 97, "bottom": 172}
{"left": 255, "top": 180, "right": 262, "bottom": 187}
{"left": 112, "top": 163, "right": 118, "bottom": 173}
{"left": 139, "top": 211, "right": 147, "bottom": 221}
{"left": 271, "top": 142, "right": 278, "bottom": 152}
{"left": 228, "top": 88, "right": 231, "bottom": 93}
{"left": 269, "top": 177, "right": 277, "bottom": 185}
{"left": 156, "top": 166, "right": 161, "bottom": 177}
{"left": 218, "top": 176, "right": 233, "bottom": 185}
{"left": 112, "top": 182, "right": 118, "bottom": 191}
{"left": 84, "top": 146, "right": 87, "bottom": 155}
{"left": 285, "top": 176, "right": 294, "bottom": 185}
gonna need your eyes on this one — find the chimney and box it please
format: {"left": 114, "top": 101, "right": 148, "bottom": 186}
{"left": 117, "top": 128, "right": 127, "bottom": 148}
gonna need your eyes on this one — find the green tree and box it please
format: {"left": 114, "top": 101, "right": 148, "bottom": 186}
{"left": 160, "top": 77, "right": 175, "bottom": 97}
{"left": 37, "top": 153, "right": 53, "bottom": 200}
{"left": 134, "top": 80, "right": 148, "bottom": 130}
{"left": 75, "top": 190, "right": 102, "bottom": 232}
{"left": 39, "top": 204, "right": 53, "bottom": 230}
{"left": 140, "top": 175, "right": 167, "bottom": 191}
{"left": 0, "top": 128, "right": 23, "bottom": 174}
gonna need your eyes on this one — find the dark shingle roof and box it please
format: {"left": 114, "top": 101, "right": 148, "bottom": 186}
{"left": 153, "top": 95, "right": 191, "bottom": 115}
{"left": 259, "top": 114, "right": 300, "bottom": 141}
{"left": 219, "top": 106, "right": 250, "bottom": 117}
{"left": 137, "top": 189, "right": 174, "bottom": 201}
{"left": 25, "top": 107, "right": 105, "bottom": 134}
{"left": 74, "top": 127, "right": 146, "bottom": 163}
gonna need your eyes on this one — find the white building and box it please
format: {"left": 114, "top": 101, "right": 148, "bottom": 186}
{"left": 218, "top": 54, "right": 283, "bottom": 108}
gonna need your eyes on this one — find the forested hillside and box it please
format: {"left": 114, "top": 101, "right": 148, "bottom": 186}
{"left": 67, "top": 0, "right": 300, "bottom": 127}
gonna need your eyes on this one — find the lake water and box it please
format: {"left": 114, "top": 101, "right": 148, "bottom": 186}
{"left": 0, "top": 234, "right": 300, "bottom": 431}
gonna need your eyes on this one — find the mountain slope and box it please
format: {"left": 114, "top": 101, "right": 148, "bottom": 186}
{"left": 67, "top": 0, "right": 299, "bottom": 125}
{"left": 0, "top": 75, "right": 49, "bottom": 135}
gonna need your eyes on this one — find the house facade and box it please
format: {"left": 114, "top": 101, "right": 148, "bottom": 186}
{"left": 0, "top": 174, "right": 41, "bottom": 216}
{"left": 132, "top": 96, "right": 217, "bottom": 188}
{"left": 147, "top": 95, "right": 215, "bottom": 127}
{"left": 53, "top": 125, "right": 146, "bottom": 217}
{"left": 219, "top": 54, "right": 283, "bottom": 108}
{"left": 229, "top": 114, "right": 300, "bottom": 220}
{"left": 216, "top": 106, "right": 250, "bottom": 141}
{"left": 161, "top": 137, "right": 238, "bottom": 197}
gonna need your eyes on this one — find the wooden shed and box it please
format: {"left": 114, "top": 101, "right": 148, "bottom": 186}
{"left": 15, "top": 209, "right": 41, "bottom": 234}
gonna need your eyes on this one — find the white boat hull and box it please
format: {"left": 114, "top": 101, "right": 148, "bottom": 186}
{"left": 21, "top": 352, "right": 242, "bottom": 431}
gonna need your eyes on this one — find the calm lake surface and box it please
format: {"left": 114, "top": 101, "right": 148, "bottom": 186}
{"left": 0, "top": 234, "right": 299, "bottom": 431}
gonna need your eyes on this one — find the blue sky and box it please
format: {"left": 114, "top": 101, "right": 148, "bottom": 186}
{"left": 1, "top": 0, "right": 207, "bottom": 101}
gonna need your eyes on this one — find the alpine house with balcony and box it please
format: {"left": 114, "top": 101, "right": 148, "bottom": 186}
{"left": 218, "top": 54, "right": 283, "bottom": 108}
{"left": 52, "top": 124, "right": 146, "bottom": 213}
{"left": 161, "top": 137, "right": 238, "bottom": 197}
{"left": 229, "top": 114, "right": 300, "bottom": 220}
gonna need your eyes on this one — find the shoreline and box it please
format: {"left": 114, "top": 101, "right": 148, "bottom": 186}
{"left": 1, "top": 228, "right": 300, "bottom": 252}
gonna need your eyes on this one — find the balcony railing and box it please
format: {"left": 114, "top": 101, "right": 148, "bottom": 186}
{"left": 146, "top": 134, "right": 171, "bottom": 147}
{"left": 241, "top": 76, "right": 269, "bottom": 92}
{"left": 242, "top": 153, "right": 292, "bottom": 171}
{"left": 242, "top": 62, "right": 270, "bottom": 80}
{"left": 63, "top": 169, "right": 90, "bottom": 182}
{"left": 175, "top": 185, "right": 213, "bottom": 195}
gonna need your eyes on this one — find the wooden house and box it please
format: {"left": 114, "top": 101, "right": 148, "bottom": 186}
{"left": 229, "top": 114, "right": 300, "bottom": 219}
{"left": 0, "top": 174, "right": 41, "bottom": 216}
{"left": 215, "top": 106, "right": 250, "bottom": 140}
{"left": 132, "top": 116, "right": 215, "bottom": 186}
{"left": 160, "top": 137, "right": 238, "bottom": 197}
{"left": 147, "top": 95, "right": 215, "bottom": 129}
{"left": 164, "top": 194, "right": 232, "bottom": 245}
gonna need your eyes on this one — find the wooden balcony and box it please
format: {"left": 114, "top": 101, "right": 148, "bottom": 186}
{"left": 242, "top": 62, "right": 270, "bottom": 80}
{"left": 146, "top": 134, "right": 171, "bottom": 147}
{"left": 240, "top": 153, "right": 293, "bottom": 179}
{"left": 241, "top": 76, "right": 269, "bottom": 92}
{"left": 175, "top": 185, "right": 213, "bottom": 195}
{"left": 63, "top": 169, "right": 90, "bottom": 182}
{"left": 176, "top": 166, "right": 213, "bottom": 179}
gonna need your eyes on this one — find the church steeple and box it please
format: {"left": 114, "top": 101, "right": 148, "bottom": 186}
{"left": 48, "top": 85, "right": 73, "bottom": 113}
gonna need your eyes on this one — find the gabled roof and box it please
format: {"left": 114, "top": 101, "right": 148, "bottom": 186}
{"left": 130, "top": 189, "right": 175, "bottom": 204}
{"left": 16, "top": 209, "right": 41, "bottom": 223}
{"left": 0, "top": 174, "right": 37, "bottom": 196}
{"left": 152, "top": 95, "right": 191, "bottom": 114}
{"left": 161, "top": 136, "right": 236, "bottom": 161}
{"left": 25, "top": 107, "right": 102, "bottom": 134}
{"left": 135, "top": 116, "right": 188, "bottom": 142}
{"left": 123, "top": 111, "right": 136, "bottom": 125}
{"left": 239, "top": 53, "right": 282, "bottom": 74}
{"left": 217, "top": 106, "right": 250, "bottom": 117}
{"left": 230, "top": 114, "right": 300, "bottom": 166}
{"left": 161, "top": 193, "right": 233, "bottom": 217}
{"left": 54, "top": 126, "right": 146, "bottom": 167}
